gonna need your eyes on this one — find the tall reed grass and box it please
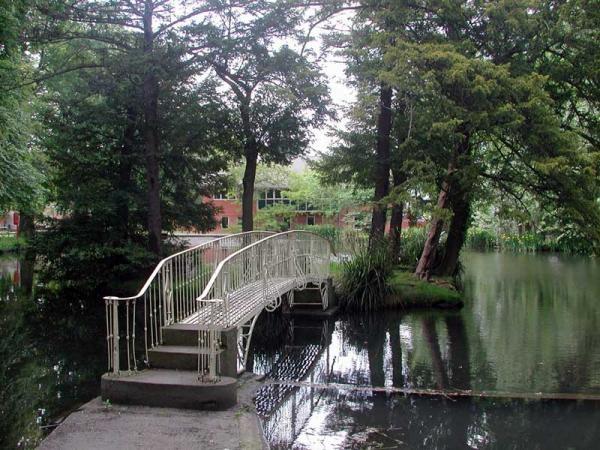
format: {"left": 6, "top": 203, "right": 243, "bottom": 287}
{"left": 337, "top": 238, "right": 392, "bottom": 312}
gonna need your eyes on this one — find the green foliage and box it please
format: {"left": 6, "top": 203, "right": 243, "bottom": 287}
{"left": 0, "top": 1, "right": 45, "bottom": 212}
{"left": 285, "top": 168, "right": 371, "bottom": 215}
{"left": 228, "top": 164, "right": 292, "bottom": 197}
{"left": 337, "top": 238, "right": 393, "bottom": 312}
{"left": 321, "top": 0, "right": 600, "bottom": 266}
{"left": 466, "top": 228, "right": 497, "bottom": 251}
{"left": 35, "top": 216, "right": 156, "bottom": 303}
{"left": 254, "top": 203, "right": 296, "bottom": 232}
{"left": 33, "top": 25, "right": 233, "bottom": 296}
{"left": 295, "top": 224, "right": 340, "bottom": 247}
{"left": 398, "top": 227, "right": 429, "bottom": 269}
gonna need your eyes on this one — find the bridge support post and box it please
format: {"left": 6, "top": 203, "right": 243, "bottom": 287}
{"left": 220, "top": 328, "right": 239, "bottom": 378}
{"left": 326, "top": 277, "right": 336, "bottom": 308}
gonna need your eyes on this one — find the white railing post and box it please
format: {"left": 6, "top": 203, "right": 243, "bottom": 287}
{"left": 112, "top": 300, "right": 120, "bottom": 373}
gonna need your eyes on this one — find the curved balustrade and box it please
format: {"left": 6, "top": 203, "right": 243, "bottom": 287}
{"left": 195, "top": 231, "right": 333, "bottom": 380}
{"left": 103, "top": 231, "right": 274, "bottom": 374}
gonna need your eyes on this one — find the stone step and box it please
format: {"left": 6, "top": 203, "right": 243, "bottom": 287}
{"left": 148, "top": 345, "right": 215, "bottom": 371}
{"left": 293, "top": 286, "right": 324, "bottom": 304}
{"left": 101, "top": 369, "right": 236, "bottom": 410}
{"left": 162, "top": 323, "right": 198, "bottom": 346}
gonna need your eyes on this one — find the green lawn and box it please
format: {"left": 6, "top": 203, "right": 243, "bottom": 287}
{"left": 0, "top": 234, "right": 23, "bottom": 253}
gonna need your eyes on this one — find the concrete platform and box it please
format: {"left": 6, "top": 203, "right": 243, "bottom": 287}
{"left": 40, "top": 375, "right": 267, "bottom": 450}
{"left": 101, "top": 369, "right": 237, "bottom": 411}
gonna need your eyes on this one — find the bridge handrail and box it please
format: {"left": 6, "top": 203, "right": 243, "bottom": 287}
{"left": 103, "top": 231, "right": 274, "bottom": 375}
{"left": 195, "top": 231, "right": 333, "bottom": 380}
{"left": 103, "top": 231, "right": 274, "bottom": 302}
{"left": 197, "top": 230, "right": 334, "bottom": 305}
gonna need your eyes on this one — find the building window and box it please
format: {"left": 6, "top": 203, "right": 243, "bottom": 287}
{"left": 214, "top": 192, "right": 236, "bottom": 200}
{"left": 221, "top": 216, "right": 229, "bottom": 229}
{"left": 257, "top": 189, "right": 291, "bottom": 209}
{"left": 307, "top": 215, "right": 316, "bottom": 226}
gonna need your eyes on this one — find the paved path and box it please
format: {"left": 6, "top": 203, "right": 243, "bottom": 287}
{"left": 38, "top": 375, "right": 267, "bottom": 450}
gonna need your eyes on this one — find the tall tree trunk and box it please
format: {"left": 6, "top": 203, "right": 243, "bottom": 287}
{"left": 414, "top": 176, "right": 453, "bottom": 279}
{"left": 17, "top": 210, "right": 35, "bottom": 295}
{"left": 436, "top": 192, "right": 471, "bottom": 277}
{"left": 143, "top": 1, "right": 161, "bottom": 255}
{"left": 388, "top": 169, "right": 406, "bottom": 262}
{"left": 17, "top": 210, "right": 35, "bottom": 242}
{"left": 389, "top": 202, "right": 403, "bottom": 261}
{"left": 117, "top": 106, "right": 136, "bottom": 240}
{"left": 415, "top": 131, "right": 470, "bottom": 279}
{"left": 240, "top": 95, "right": 258, "bottom": 232}
{"left": 369, "top": 84, "right": 393, "bottom": 246}
{"left": 241, "top": 138, "right": 258, "bottom": 232}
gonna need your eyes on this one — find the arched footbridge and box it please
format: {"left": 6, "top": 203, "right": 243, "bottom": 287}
{"left": 103, "top": 230, "right": 333, "bottom": 389}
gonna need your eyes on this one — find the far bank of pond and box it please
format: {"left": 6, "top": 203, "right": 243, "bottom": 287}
{"left": 1, "top": 251, "right": 600, "bottom": 449}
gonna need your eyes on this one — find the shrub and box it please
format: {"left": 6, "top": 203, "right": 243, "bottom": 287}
{"left": 466, "top": 228, "right": 496, "bottom": 251}
{"left": 337, "top": 238, "right": 392, "bottom": 312}
{"left": 398, "top": 227, "right": 428, "bottom": 268}
{"left": 296, "top": 224, "right": 340, "bottom": 247}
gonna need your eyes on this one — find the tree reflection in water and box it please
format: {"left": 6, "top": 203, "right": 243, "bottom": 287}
{"left": 252, "top": 304, "right": 600, "bottom": 449}
{"left": 0, "top": 256, "right": 105, "bottom": 450}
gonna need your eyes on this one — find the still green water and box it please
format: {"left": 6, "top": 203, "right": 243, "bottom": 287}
{"left": 1, "top": 251, "right": 599, "bottom": 449}
{"left": 250, "top": 251, "right": 600, "bottom": 449}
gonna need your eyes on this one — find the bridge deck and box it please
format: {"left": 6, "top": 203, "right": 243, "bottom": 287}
{"left": 181, "top": 277, "right": 298, "bottom": 329}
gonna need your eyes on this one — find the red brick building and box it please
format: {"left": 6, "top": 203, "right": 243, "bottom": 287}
{"left": 205, "top": 189, "right": 422, "bottom": 234}
{"left": 0, "top": 211, "right": 19, "bottom": 231}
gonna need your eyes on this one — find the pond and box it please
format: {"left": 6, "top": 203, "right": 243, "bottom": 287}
{"left": 249, "top": 251, "right": 600, "bottom": 449}
{"left": 1, "top": 251, "right": 599, "bottom": 449}
{"left": 0, "top": 255, "right": 105, "bottom": 449}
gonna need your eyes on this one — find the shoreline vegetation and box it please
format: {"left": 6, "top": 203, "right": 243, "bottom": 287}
{"left": 331, "top": 262, "right": 463, "bottom": 311}
{"left": 466, "top": 228, "right": 595, "bottom": 255}
{"left": 0, "top": 234, "right": 22, "bottom": 253}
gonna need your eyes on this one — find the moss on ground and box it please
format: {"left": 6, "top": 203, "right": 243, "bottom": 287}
{"left": 386, "top": 270, "right": 463, "bottom": 309}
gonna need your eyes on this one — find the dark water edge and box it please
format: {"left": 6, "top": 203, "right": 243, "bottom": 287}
{"left": 264, "top": 388, "right": 600, "bottom": 449}
{"left": 250, "top": 251, "right": 600, "bottom": 449}
{"left": 0, "top": 256, "right": 105, "bottom": 449}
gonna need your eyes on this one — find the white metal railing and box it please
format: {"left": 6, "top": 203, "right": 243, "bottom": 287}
{"left": 196, "top": 231, "right": 332, "bottom": 380}
{"left": 103, "top": 231, "right": 274, "bottom": 374}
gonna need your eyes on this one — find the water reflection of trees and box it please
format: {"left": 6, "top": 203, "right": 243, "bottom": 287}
{"left": 0, "top": 257, "right": 105, "bottom": 450}
{"left": 464, "top": 252, "right": 600, "bottom": 393}
{"left": 255, "top": 310, "right": 482, "bottom": 448}
{"left": 332, "top": 311, "right": 476, "bottom": 392}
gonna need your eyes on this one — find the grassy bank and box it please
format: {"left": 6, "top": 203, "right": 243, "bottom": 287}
{"left": 0, "top": 234, "right": 23, "bottom": 253}
{"left": 386, "top": 270, "right": 463, "bottom": 309}
{"left": 331, "top": 261, "right": 463, "bottom": 311}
